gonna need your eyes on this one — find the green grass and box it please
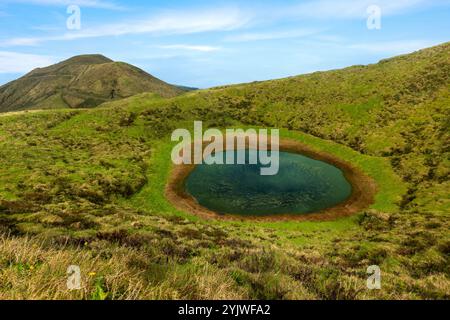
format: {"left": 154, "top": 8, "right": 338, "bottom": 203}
{"left": 0, "top": 43, "right": 448, "bottom": 299}
{"left": 0, "top": 55, "right": 185, "bottom": 113}
{"left": 121, "top": 127, "right": 406, "bottom": 241}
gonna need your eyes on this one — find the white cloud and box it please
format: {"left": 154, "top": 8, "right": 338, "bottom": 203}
{"left": 158, "top": 45, "right": 221, "bottom": 52}
{"left": 0, "top": 51, "right": 54, "bottom": 73}
{"left": 1, "top": 7, "right": 250, "bottom": 47}
{"left": 348, "top": 40, "right": 440, "bottom": 55}
{"left": 2, "top": 38, "right": 42, "bottom": 46}
{"left": 277, "top": 0, "right": 431, "bottom": 19}
{"left": 31, "top": 25, "right": 64, "bottom": 32}
{"left": 225, "top": 28, "right": 320, "bottom": 42}
{"left": 312, "top": 34, "right": 346, "bottom": 43}
{"left": 2, "top": 0, "right": 444, "bottom": 50}
{"left": 5, "top": 0, "right": 122, "bottom": 10}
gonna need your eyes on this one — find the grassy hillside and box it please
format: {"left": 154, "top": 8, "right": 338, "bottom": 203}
{"left": 0, "top": 43, "right": 448, "bottom": 299}
{"left": 0, "top": 55, "right": 186, "bottom": 113}
{"left": 106, "top": 42, "right": 449, "bottom": 215}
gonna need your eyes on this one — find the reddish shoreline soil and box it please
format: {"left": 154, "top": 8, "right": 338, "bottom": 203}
{"left": 165, "top": 138, "right": 378, "bottom": 222}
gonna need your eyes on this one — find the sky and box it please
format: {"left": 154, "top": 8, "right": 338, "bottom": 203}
{"left": 0, "top": 0, "right": 449, "bottom": 88}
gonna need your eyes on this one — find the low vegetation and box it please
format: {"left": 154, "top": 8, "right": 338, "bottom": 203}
{"left": 0, "top": 55, "right": 186, "bottom": 113}
{"left": 0, "top": 43, "right": 448, "bottom": 299}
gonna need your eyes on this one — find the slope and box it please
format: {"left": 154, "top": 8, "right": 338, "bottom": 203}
{"left": 0, "top": 54, "right": 185, "bottom": 112}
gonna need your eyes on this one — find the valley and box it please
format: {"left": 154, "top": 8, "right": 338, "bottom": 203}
{"left": 0, "top": 42, "right": 448, "bottom": 300}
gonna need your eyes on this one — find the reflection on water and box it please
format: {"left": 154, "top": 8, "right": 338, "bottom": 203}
{"left": 185, "top": 150, "right": 352, "bottom": 216}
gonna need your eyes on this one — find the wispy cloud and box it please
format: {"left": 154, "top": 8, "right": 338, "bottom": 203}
{"left": 158, "top": 45, "right": 221, "bottom": 52}
{"left": 1, "top": 6, "right": 250, "bottom": 47}
{"left": 0, "top": 51, "right": 54, "bottom": 73}
{"left": 2, "top": 38, "right": 43, "bottom": 46}
{"left": 4, "top": 0, "right": 123, "bottom": 10}
{"left": 225, "top": 28, "right": 320, "bottom": 42}
{"left": 3, "top": 0, "right": 443, "bottom": 48}
{"left": 31, "top": 25, "right": 63, "bottom": 32}
{"left": 312, "top": 34, "right": 346, "bottom": 43}
{"left": 348, "top": 40, "right": 440, "bottom": 55}
{"left": 276, "top": 0, "right": 433, "bottom": 19}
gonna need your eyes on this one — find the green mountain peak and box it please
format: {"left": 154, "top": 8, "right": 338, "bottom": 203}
{"left": 0, "top": 54, "right": 185, "bottom": 113}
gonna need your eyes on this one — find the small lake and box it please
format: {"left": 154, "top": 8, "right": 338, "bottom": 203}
{"left": 185, "top": 150, "right": 353, "bottom": 216}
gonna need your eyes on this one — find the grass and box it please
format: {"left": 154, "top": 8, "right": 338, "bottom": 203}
{"left": 0, "top": 55, "right": 185, "bottom": 113}
{"left": 0, "top": 43, "right": 448, "bottom": 299}
{"left": 115, "top": 126, "right": 404, "bottom": 253}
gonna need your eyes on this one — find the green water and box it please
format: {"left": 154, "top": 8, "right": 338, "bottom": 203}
{"left": 185, "top": 150, "right": 353, "bottom": 216}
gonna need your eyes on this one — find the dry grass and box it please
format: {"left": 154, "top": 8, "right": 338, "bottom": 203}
{"left": 0, "top": 233, "right": 249, "bottom": 300}
{"left": 0, "top": 234, "right": 145, "bottom": 299}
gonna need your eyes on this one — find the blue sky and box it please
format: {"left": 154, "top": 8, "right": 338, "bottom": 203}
{"left": 0, "top": 0, "right": 449, "bottom": 88}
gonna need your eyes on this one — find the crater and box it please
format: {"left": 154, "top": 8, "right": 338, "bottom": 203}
{"left": 166, "top": 139, "right": 377, "bottom": 222}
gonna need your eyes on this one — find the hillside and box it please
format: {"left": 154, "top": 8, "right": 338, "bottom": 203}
{"left": 0, "top": 42, "right": 448, "bottom": 299}
{"left": 105, "top": 42, "right": 449, "bottom": 214}
{"left": 0, "top": 54, "right": 185, "bottom": 112}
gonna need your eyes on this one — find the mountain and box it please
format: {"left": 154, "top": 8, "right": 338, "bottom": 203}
{"left": 0, "top": 54, "right": 186, "bottom": 113}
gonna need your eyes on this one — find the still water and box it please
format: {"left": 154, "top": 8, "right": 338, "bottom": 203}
{"left": 185, "top": 150, "right": 352, "bottom": 216}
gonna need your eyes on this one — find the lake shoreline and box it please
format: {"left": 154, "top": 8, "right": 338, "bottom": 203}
{"left": 165, "top": 138, "right": 378, "bottom": 222}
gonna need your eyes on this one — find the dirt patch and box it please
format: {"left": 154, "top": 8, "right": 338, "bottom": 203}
{"left": 165, "top": 138, "right": 378, "bottom": 222}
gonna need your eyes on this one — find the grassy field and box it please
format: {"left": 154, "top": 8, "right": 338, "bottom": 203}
{"left": 0, "top": 43, "right": 448, "bottom": 300}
